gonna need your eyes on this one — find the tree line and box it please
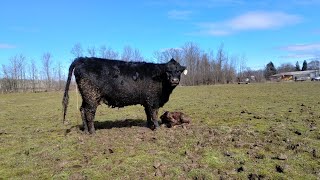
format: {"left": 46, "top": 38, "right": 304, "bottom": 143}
{"left": 1, "top": 42, "right": 318, "bottom": 93}
{"left": 0, "top": 53, "right": 65, "bottom": 93}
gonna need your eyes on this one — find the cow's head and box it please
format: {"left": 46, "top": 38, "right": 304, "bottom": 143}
{"left": 165, "top": 58, "right": 187, "bottom": 86}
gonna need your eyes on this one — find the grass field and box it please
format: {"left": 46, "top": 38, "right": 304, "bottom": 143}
{"left": 0, "top": 82, "right": 319, "bottom": 179}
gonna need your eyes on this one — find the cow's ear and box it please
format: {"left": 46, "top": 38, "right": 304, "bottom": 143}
{"left": 183, "top": 69, "right": 188, "bottom": 75}
{"left": 166, "top": 59, "right": 177, "bottom": 68}
{"left": 169, "top": 58, "right": 176, "bottom": 63}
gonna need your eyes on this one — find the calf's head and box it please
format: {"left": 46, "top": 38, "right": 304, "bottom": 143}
{"left": 160, "top": 111, "right": 175, "bottom": 124}
{"left": 165, "top": 59, "right": 187, "bottom": 86}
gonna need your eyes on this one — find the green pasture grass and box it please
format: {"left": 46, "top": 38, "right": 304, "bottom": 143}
{"left": 0, "top": 82, "right": 319, "bottom": 179}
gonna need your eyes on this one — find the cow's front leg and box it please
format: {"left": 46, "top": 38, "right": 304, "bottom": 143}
{"left": 144, "top": 107, "right": 159, "bottom": 130}
{"left": 144, "top": 107, "right": 152, "bottom": 128}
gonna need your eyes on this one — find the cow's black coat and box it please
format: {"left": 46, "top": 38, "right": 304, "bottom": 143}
{"left": 62, "top": 57, "right": 186, "bottom": 134}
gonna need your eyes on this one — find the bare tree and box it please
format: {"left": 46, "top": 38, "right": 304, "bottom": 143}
{"left": 1, "top": 64, "right": 11, "bottom": 92}
{"left": 222, "top": 55, "right": 236, "bottom": 84}
{"left": 87, "top": 46, "right": 97, "bottom": 57}
{"left": 182, "top": 42, "right": 201, "bottom": 86}
{"left": 56, "top": 61, "right": 63, "bottom": 90}
{"left": 10, "top": 56, "right": 18, "bottom": 91}
{"left": 29, "top": 59, "right": 38, "bottom": 92}
{"left": 99, "top": 45, "right": 119, "bottom": 59}
{"left": 277, "top": 63, "right": 295, "bottom": 73}
{"left": 307, "top": 60, "right": 319, "bottom": 70}
{"left": 42, "top": 52, "right": 52, "bottom": 91}
{"left": 229, "top": 56, "right": 237, "bottom": 83}
{"left": 71, "top": 43, "right": 83, "bottom": 58}
{"left": 200, "top": 53, "right": 212, "bottom": 84}
{"left": 133, "top": 48, "right": 144, "bottom": 62}
{"left": 154, "top": 48, "right": 183, "bottom": 63}
{"left": 5, "top": 54, "right": 27, "bottom": 92}
{"left": 121, "top": 45, "right": 144, "bottom": 62}
{"left": 121, "top": 45, "right": 133, "bottom": 61}
{"left": 238, "top": 54, "right": 247, "bottom": 81}
{"left": 214, "top": 44, "right": 228, "bottom": 84}
{"left": 17, "top": 54, "right": 26, "bottom": 91}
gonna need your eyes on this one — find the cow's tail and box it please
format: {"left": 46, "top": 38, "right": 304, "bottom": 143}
{"left": 62, "top": 57, "right": 83, "bottom": 123}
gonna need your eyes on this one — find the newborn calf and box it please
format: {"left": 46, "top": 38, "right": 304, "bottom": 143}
{"left": 160, "top": 111, "right": 191, "bottom": 128}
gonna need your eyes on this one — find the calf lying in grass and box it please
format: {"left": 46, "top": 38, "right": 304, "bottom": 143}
{"left": 160, "top": 111, "right": 191, "bottom": 128}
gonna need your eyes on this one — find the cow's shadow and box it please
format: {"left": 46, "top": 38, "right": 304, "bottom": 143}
{"left": 94, "top": 119, "right": 146, "bottom": 130}
{"left": 65, "top": 119, "right": 150, "bottom": 135}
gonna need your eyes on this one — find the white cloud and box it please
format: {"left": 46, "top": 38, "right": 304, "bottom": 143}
{"left": 279, "top": 43, "right": 320, "bottom": 52}
{"left": 196, "top": 11, "right": 302, "bottom": 36}
{"left": 0, "top": 43, "right": 16, "bottom": 49}
{"left": 229, "top": 11, "right": 301, "bottom": 30}
{"left": 168, "top": 10, "right": 193, "bottom": 20}
{"left": 279, "top": 54, "right": 317, "bottom": 59}
{"left": 278, "top": 43, "right": 320, "bottom": 59}
{"left": 204, "top": 29, "right": 231, "bottom": 36}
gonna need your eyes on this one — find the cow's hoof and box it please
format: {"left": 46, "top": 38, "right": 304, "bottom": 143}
{"left": 149, "top": 125, "right": 156, "bottom": 130}
{"left": 83, "top": 128, "right": 95, "bottom": 134}
{"left": 88, "top": 129, "right": 96, "bottom": 134}
{"left": 153, "top": 126, "right": 160, "bottom": 131}
{"left": 83, "top": 129, "right": 89, "bottom": 134}
{"left": 148, "top": 125, "right": 160, "bottom": 131}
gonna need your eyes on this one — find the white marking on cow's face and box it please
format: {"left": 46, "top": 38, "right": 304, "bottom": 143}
{"left": 183, "top": 69, "right": 188, "bottom": 75}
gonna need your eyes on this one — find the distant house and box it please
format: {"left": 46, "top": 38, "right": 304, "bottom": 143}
{"left": 271, "top": 70, "right": 319, "bottom": 81}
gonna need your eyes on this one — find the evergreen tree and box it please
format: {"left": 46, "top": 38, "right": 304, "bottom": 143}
{"left": 295, "top": 61, "right": 301, "bottom": 71}
{"left": 302, "top": 60, "right": 308, "bottom": 71}
{"left": 264, "top": 61, "right": 277, "bottom": 80}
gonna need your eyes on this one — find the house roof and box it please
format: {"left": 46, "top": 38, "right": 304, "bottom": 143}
{"left": 272, "top": 70, "right": 318, "bottom": 77}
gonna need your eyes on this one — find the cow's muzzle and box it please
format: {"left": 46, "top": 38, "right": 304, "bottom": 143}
{"left": 170, "top": 78, "right": 180, "bottom": 86}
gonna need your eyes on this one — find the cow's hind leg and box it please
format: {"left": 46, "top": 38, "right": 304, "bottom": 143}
{"left": 80, "top": 104, "right": 89, "bottom": 133}
{"left": 76, "top": 77, "right": 100, "bottom": 134}
{"left": 81, "top": 102, "right": 97, "bottom": 134}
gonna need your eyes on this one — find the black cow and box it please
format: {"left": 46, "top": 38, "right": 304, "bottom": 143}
{"left": 62, "top": 57, "right": 186, "bottom": 134}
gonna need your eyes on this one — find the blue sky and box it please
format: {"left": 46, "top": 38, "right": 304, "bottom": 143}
{"left": 1, "top": 0, "right": 320, "bottom": 70}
